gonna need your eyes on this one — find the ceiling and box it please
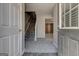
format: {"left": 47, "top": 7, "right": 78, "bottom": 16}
{"left": 25, "top": 3, "right": 55, "bottom": 15}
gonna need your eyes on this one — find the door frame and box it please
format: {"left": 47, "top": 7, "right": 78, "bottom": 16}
{"left": 18, "top": 4, "right": 25, "bottom": 55}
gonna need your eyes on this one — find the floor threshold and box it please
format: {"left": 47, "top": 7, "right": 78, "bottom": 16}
{"left": 23, "top": 52, "right": 58, "bottom": 56}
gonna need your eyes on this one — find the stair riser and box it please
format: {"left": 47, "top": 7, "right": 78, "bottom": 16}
{"left": 25, "top": 32, "right": 35, "bottom": 41}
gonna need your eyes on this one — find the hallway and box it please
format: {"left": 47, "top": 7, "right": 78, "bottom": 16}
{"left": 24, "top": 3, "right": 58, "bottom": 56}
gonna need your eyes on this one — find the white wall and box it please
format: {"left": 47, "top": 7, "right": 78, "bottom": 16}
{"left": 52, "top": 4, "right": 59, "bottom": 49}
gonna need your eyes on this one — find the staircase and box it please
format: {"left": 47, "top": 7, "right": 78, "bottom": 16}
{"left": 25, "top": 12, "right": 36, "bottom": 41}
{"left": 25, "top": 32, "right": 35, "bottom": 41}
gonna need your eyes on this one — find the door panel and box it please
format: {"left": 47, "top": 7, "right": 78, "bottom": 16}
{"left": 0, "top": 3, "right": 10, "bottom": 55}
{"left": 9, "top": 35, "right": 15, "bottom": 56}
{"left": 0, "top": 37, "right": 9, "bottom": 55}
{"left": 14, "top": 34, "right": 19, "bottom": 56}
{"left": 0, "top": 38, "right": 3, "bottom": 53}
{"left": 2, "top": 37, "right": 9, "bottom": 54}
{"left": 2, "top": 3, "right": 9, "bottom": 26}
{"left": 68, "top": 38, "right": 78, "bottom": 56}
{"left": 0, "top": 3, "right": 2, "bottom": 26}
{"left": 63, "top": 37, "right": 69, "bottom": 56}
{"left": 58, "top": 35, "right": 64, "bottom": 56}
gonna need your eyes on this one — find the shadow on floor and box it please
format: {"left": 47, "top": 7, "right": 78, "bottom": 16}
{"left": 23, "top": 52, "right": 58, "bottom": 56}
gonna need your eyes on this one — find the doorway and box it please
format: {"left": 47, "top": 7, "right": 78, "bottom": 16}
{"left": 45, "top": 23, "right": 53, "bottom": 34}
{"left": 23, "top": 3, "right": 58, "bottom": 56}
{"left": 45, "top": 19, "right": 54, "bottom": 41}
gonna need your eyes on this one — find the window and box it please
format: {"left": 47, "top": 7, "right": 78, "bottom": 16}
{"left": 59, "top": 3, "right": 79, "bottom": 29}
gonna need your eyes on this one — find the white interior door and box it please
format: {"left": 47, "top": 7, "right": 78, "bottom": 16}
{"left": 0, "top": 3, "right": 24, "bottom": 56}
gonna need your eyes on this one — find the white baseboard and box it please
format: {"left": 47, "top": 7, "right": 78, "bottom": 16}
{"left": 34, "top": 37, "right": 37, "bottom": 41}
